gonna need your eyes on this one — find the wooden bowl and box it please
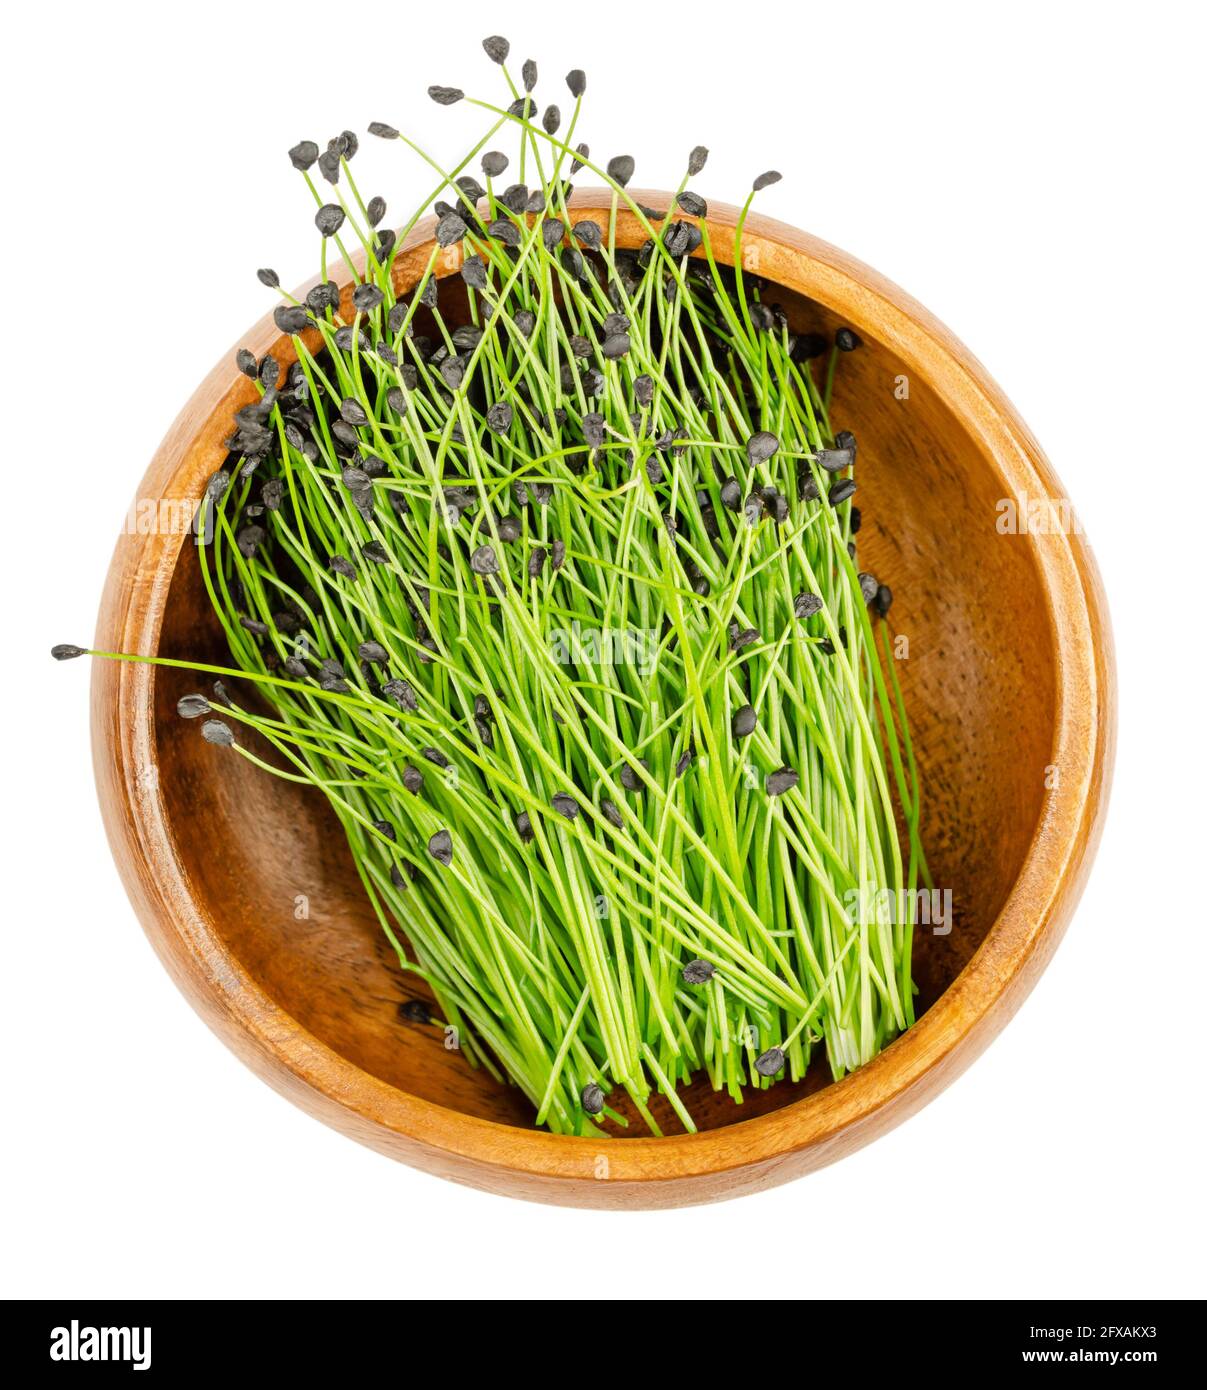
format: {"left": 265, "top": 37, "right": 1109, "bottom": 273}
{"left": 92, "top": 191, "right": 1115, "bottom": 1207}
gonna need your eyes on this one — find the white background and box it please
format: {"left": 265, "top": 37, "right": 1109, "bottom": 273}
{"left": 4, "top": 0, "right": 1204, "bottom": 1301}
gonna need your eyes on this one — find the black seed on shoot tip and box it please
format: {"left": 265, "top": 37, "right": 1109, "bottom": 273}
{"left": 828, "top": 478, "right": 857, "bottom": 506}
{"left": 368, "top": 121, "right": 399, "bottom": 140}
{"left": 815, "top": 447, "right": 854, "bottom": 472}
{"left": 357, "top": 640, "right": 388, "bottom": 665}
{"left": 794, "top": 591, "right": 823, "bottom": 619}
{"left": 289, "top": 140, "right": 319, "bottom": 170}
{"left": 399, "top": 998, "right": 431, "bottom": 1024}
{"left": 571, "top": 142, "right": 589, "bottom": 174}
{"left": 688, "top": 145, "right": 709, "bottom": 175}
{"left": 486, "top": 402, "right": 513, "bottom": 434}
{"left": 439, "top": 356, "right": 467, "bottom": 390}
{"left": 551, "top": 792, "right": 580, "bottom": 820}
{"left": 619, "top": 759, "right": 649, "bottom": 791}
{"left": 340, "top": 397, "right": 368, "bottom": 427}
{"left": 607, "top": 155, "right": 635, "bottom": 187}
{"left": 481, "top": 150, "right": 508, "bottom": 178}
{"left": 256, "top": 268, "right": 279, "bottom": 289}
{"left": 236, "top": 348, "right": 257, "bottom": 378}
{"left": 874, "top": 584, "right": 894, "bottom": 617}
{"left": 755, "top": 1046, "right": 785, "bottom": 1077}
{"left": 436, "top": 211, "right": 467, "bottom": 247}
{"left": 236, "top": 525, "right": 265, "bottom": 559}
{"left": 470, "top": 545, "right": 499, "bottom": 576}
{"left": 457, "top": 175, "right": 486, "bottom": 205}
{"left": 677, "top": 191, "right": 707, "bottom": 218}
{"left": 835, "top": 429, "right": 857, "bottom": 458}
{"left": 747, "top": 430, "right": 779, "bottom": 464}
{"left": 581, "top": 1082, "right": 605, "bottom": 1114}
{"left": 683, "top": 959, "right": 715, "bottom": 985}
{"left": 573, "top": 220, "right": 602, "bottom": 252}
{"left": 752, "top": 170, "right": 782, "bottom": 191}
{"left": 402, "top": 764, "right": 424, "bottom": 794}
{"left": 483, "top": 35, "right": 510, "bottom": 64}
{"left": 201, "top": 719, "right": 234, "bottom": 746}
{"left": 428, "top": 829, "right": 453, "bottom": 865}
{"left": 428, "top": 85, "right": 464, "bottom": 106}
{"left": 766, "top": 767, "right": 799, "bottom": 797}
{"left": 274, "top": 305, "right": 309, "bottom": 335}
{"left": 461, "top": 255, "right": 488, "bottom": 290}
{"left": 600, "top": 799, "right": 624, "bottom": 829}
{"left": 383, "top": 678, "right": 418, "bottom": 711}
{"left": 315, "top": 204, "right": 345, "bottom": 237}
{"left": 521, "top": 58, "right": 537, "bottom": 91}
{"left": 515, "top": 810, "right": 534, "bottom": 843}
{"left": 487, "top": 219, "right": 520, "bottom": 247}
{"left": 542, "top": 105, "right": 561, "bottom": 135}
{"left": 373, "top": 818, "right": 396, "bottom": 842}
{"left": 732, "top": 704, "right": 757, "bottom": 738}
{"left": 176, "top": 693, "right": 211, "bottom": 718}
{"left": 764, "top": 488, "right": 789, "bottom": 524}
{"left": 566, "top": 69, "right": 586, "bottom": 98}
{"left": 353, "top": 284, "right": 384, "bottom": 314}
{"left": 51, "top": 643, "right": 87, "bottom": 661}
{"left": 859, "top": 572, "right": 879, "bottom": 603}
{"left": 835, "top": 326, "right": 862, "bottom": 351}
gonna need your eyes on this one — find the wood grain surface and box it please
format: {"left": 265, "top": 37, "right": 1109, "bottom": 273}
{"left": 91, "top": 191, "right": 1115, "bottom": 1207}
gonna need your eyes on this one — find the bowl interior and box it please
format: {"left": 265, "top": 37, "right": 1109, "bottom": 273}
{"left": 152, "top": 256, "right": 1057, "bottom": 1137}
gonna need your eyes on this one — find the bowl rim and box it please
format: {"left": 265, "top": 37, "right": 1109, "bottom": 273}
{"left": 91, "top": 189, "right": 1116, "bottom": 1206}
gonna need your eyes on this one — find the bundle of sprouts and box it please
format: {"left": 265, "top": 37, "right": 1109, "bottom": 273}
{"left": 56, "top": 36, "right": 929, "bottom": 1136}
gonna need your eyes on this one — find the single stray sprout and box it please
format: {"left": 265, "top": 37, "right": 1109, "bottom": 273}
{"left": 58, "top": 38, "right": 930, "bottom": 1139}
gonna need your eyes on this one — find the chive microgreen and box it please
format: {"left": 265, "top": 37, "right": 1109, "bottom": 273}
{"left": 58, "top": 39, "right": 931, "bottom": 1138}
